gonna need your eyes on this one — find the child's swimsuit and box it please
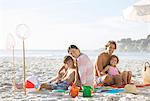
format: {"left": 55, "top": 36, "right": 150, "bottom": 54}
{"left": 108, "top": 66, "right": 119, "bottom": 76}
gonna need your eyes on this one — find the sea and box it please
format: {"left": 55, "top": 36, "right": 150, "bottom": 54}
{"left": 0, "top": 49, "right": 150, "bottom": 60}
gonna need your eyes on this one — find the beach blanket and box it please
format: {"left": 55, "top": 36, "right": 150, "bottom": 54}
{"left": 105, "top": 88, "right": 125, "bottom": 94}
{"left": 94, "top": 83, "right": 150, "bottom": 94}
{"left": 96, "top": 83, "right": 150, "bottom": 88}
{"left": 94, "top": 86, "right": 125, "bottom": 94}
{"left": 111, "top": 84, "right": 150, "bottom": 88}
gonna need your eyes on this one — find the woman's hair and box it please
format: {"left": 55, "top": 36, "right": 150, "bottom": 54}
{"left": 105, "top": 40, "right": 117, "bottom": 50}
{"left": 63, "top": 55, "right": 74, "bottom": 63}
{"left": 110, "top": 55, "right": 119, "bottom": 64}
{"left": 67, "top": 45, "right": 79, "bottom": 53}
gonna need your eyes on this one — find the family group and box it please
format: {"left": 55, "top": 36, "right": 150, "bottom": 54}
{"left": 40, "top": 40, "right": 132, "bottom": 90}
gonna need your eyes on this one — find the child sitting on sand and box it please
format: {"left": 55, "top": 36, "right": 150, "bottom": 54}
{"left": 40, "top": 55, "right": 79, "bottom": 90}
{"left": 46, "top": 56, "right": 71, "bottom": 83}
{"left": 101, "top": 55, "right": 132, "bottom": 85}
{"left": 15, "top": 56, "right": 79, "bottom": 90}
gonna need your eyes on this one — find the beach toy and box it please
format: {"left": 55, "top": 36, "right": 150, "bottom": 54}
{"left": 16, "top": 24, "right": 30, "bottom": 95}
{"left": 69, "top": 83, "right": 80, "bottom": 98}
{"left": 124, "top": 84, "right": 137, "bottom": 94}
{"left": 143, "top": 62, "right": 150, "bottom": 84}
{"left": 82, "top": 85, "right": 93, "bottom": 97}
{"left": 6, "top": 34, "right": 16, "bottom": 93}
{"left": 25, "top": 76, "right": 40, "bottom": 92}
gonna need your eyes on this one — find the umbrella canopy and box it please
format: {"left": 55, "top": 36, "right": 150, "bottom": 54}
{"left": 123, "top": 0, "right": 150, "bottom": 22}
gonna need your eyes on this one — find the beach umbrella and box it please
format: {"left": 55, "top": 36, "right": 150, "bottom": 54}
{"left": 6, "top": 33, "right": 16, "bottom": 93}
{"left": 16, "top": 24, "right": 30, "bottom": 95}
{"left": 123, "top": 0, "right": 150, "bottom": 22}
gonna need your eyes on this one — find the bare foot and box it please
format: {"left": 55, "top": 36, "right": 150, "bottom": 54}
{"left": 40, "top": 83, "right": 52, "bottom": 90}
{"left": 15, "top": 83, "right": 23, "bottom": 89}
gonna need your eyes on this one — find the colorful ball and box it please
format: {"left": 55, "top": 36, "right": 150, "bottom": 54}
{"left": 25, "top": 76, "right": 40, "bottom": 92}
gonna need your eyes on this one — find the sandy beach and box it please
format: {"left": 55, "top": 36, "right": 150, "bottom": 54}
{"left": 1, "top": 0, "right": 150, "bottom": 100}
{"left": 0, "top": 56, "right": 150, "bottom": 101}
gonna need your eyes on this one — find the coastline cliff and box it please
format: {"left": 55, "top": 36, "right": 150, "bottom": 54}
{"left": 117, "top": 35, "right": 150, "bottom": 52}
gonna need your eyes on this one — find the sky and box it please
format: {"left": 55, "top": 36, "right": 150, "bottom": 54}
{"left": 0, "top": 0, "right": 150, "bottom": 50}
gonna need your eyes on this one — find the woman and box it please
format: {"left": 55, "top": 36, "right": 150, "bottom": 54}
{"left": 94, "top": 40, "right": 122, "bottom": 86}
{"left": 68, "top": 45, "right": 94, "bottom": 86}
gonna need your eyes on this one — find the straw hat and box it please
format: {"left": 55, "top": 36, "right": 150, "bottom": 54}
{"left": 124, "top": 84, "right": 137, "bottom": 94}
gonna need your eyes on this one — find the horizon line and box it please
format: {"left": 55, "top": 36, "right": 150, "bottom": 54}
{"left": 0, "top": 48, "right": 104, "bottom": 51}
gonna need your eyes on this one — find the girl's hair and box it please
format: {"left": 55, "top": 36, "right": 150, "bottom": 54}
{"left": 63, "top": 55, "right": 76, "bottom": 68}
{"left": 105, "top": 40, "right": 117, "bottom": 50}
{"left": 67, "top": 45, "right": 79, "bottom": 53}
{"left": 63, "top": 55, "right": 74, "bottom": 64}
{"left": 110, "top": 55, "right": 119, "bottom": 64}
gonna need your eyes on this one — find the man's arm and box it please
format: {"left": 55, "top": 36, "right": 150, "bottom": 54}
{"left": 95, "top": 54, "right": 104, "bottom": 76}
{"left": 101, "top": 65, "right": 109, "bottom": 75}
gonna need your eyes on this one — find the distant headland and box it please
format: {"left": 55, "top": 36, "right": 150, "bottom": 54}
{"left": 117, "top": 35, "right": 150, "bottom": 52}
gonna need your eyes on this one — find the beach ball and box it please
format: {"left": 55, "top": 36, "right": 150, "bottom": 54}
{"left": 25, "top": 76, "right": 40, "bottom": 92}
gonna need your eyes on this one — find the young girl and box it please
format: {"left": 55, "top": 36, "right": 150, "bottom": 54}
{"left": 40, "top": 55, "right": 79, "bottom": 90}
{"left": 101, "top": 55, "right": 132, "bottom": 85}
